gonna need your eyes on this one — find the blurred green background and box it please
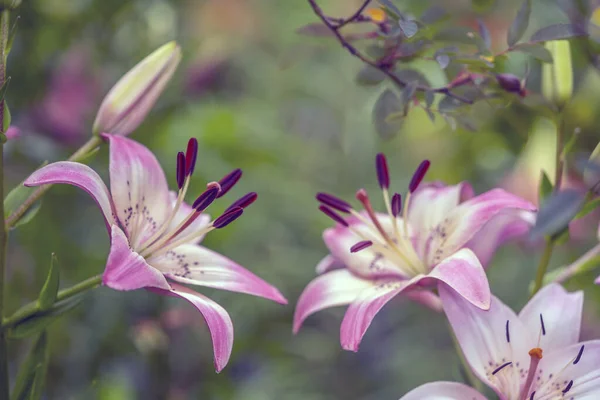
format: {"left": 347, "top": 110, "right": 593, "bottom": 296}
{"left": 3, "top": 0, "right": 600, "bottom": 398}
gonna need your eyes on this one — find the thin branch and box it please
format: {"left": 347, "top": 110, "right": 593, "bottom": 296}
{"left": 307, "top": 0, "right": 473, "bottom": 104}
{"left": 334, "top": 0, "right": 371, "bottom": 29}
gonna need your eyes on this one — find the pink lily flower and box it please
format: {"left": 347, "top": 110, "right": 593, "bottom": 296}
{"left": 294, "top": 154, "right": 536, "bottom": 351}
{"left": 401, "top": 283, "right": 600, "bottom": 399}
{"left": 23, "top": 134, "right": 287, "bottom": 372}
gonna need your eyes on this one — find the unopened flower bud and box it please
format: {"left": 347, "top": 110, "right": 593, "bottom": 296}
{"left": 496, "top": 73, "right": 526, "bottom": 97}
{"left": 584, "top": 141, "right": 600, "bottom": 190}
{"left": 93, "top": 41, "right": 182, "bottom": 136}
{"left": 542, "top": 40, "right": 573, "bottom": 108}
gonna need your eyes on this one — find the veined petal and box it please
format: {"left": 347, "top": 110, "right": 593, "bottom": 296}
{"left": 427, "top": 248, "right": 490, "bottom": 310}
{"left": 104, "top": 134, "right": 171, "bottom": 248}
{"left": 439, "top": 285, "right": 530, "bottom": 397}
{"left": 518, "top": 283, "right": 583, "bottom": 350}
{"left": 340, "top": 276, "right": 419, "bottom": 352}
{"left": 533, "top": 340, "right": 600, "bottom": 399}
{"left": 400, "top": 381, "right": 487, "bottom": 400}
{"left": 147, "top": 244, "right": 287, "bottom": 304}
{"left": 167, "top": 191, "right": 211, "bottom": 244}
{"left": 424, "top": 189, "right": 536, "bottom": 267}
{"left": 293, "top": 269, "right": 375, "bottom": 334}
{"left": 315, "top": 254, "right": 344, "bottom": 274}
{"left": 23, "top": 161, "right": 116, "bottom": 231}
{"left": 150, "top": 283, "right": 233, "bottom": 373}
{"left": 408, "top": 181, "right": 474, "bottom": 259}
{"left": 103, "top": 225, "right": 171, "bottom": 291}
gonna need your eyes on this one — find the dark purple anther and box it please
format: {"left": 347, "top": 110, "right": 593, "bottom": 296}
{"left": 319, "top": 205, "right": 348, "bottom": 227}
{"left": 350, "top": 240, "right": 373, "bottom": 253}
{"left": 375, "top": 153, "right": 390, "bottom": 189}
{"left": 185, "top": 138, "right": 198, "bottom": 176}
{"left": 409, "top": 160, "right": 430, "bottom": 192}
{"left": 316, "top": 192, "right": 351, "bottom": 213}
{"left": 391, "top": 193, "right": 402, "bottom": 217}
{"left": 562, "top": 380, "right": 573, "bottom": 394}
{"left": 491, "top": 361, "right": 512, "bottom": 375}
{"left": 176, "top": 152, "right": 186, "bottom": 189}
{"left": 574, "top": 345, "right": 584, "bottom": 365}
{"left": 217, "top": 168, "right": 242, "bottom": 198}
{"left": 225, "top": 192, "right": 258, "bottom": 212}
{"left": 193, "top": 185, "right": 220, "bottom": 212}
{"left": 213, "top": 206, "right": 244, "bottom": 229}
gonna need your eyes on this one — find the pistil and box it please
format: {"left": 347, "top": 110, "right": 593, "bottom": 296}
{"left": 519, "top": 348, "right": 543, "bottom": 400}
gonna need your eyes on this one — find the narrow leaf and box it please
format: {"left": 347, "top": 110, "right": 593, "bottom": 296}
{"left": 11, "top": 332, "right": 48, "bottom": 400}
{"left": 425, "top": 90, "right": 435, "bottom": 108}
{"left": 355, "top": 65, "right": 386, "bottom": 86}
{"left": 400, "top": 81, "right": 417, "bottom": 108}
{"left": 507, "top": 0, "right": 532, "bottom": 46}
{"left": 513, "top": 43, "right": 553, "bottom": 62}
{"left": 377, "top": 0, "right": 403, "bottom": 18}
{"left": 575, "top": 197, "right": 600, "bottom": 219}
{"left": 529, "top": 23, "right": 587, "bottom": 42}
{"left": 538, "top": 171, "right": 554, "bottom": 205}
{"left": 0, "top": 76, "right": 10, "bottom": 103}
{"left": 477, "top": 19, "right": 491, "bottom": 50}
{"left": 38, "top": 254, "right": 60, "bottom": 311}
{"left": 529, "top": 189, "right": 586, "bottom": 240}
{"left": 3, "top": 102, "right": 10, "bottom": 132}
{"left": 372, "top": 89, "right": 403, "bottom": 140}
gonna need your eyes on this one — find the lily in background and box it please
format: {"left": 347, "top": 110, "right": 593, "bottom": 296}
{"left": 401, "top": 284, "right": 600, "bottom": 399}
{"left": 23, "top": 134, "right": 287, "bottom": 372}
{"left": 293, "top": 153, "right": 536, "bottom": 351}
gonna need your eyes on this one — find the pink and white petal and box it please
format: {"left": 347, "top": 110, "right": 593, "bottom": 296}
{"left": 424, "top": 189, "right": 536, "bottom": 267}
{"left": 534, "top": 340, "right": 600, "bottom": 399}
{"left": 151, "top": 283, "right": 233, "bottom": 373}
{"left": 518, "top": 283, "right": 583, "bottom": 350}
{"left": 315, "top": 254, "right": 344, "bottom": 274}
{"left": 166, "top": 191, "right": 211, "bottom": 244}
{"left": 439, "top": 285, "right": 530, "bottom": 397}
{"left": 103, "top": 134, "right": 171, "bottom": 247}
{"left": 323, "top": 216, "right": 408, "bottom": 279}
{"left": 340, "top": 276, "right": 419, "bottom": 352}
{"left": 103, "top": 225, "right": 171, "bottom": 291}
{"left": 293, "top": 269, "right": 375, "bottom": 334}
{"left": 426, "top": 248, "right": 491, "bottom": 310}
{"left": 400, "top": 381, "right": 487, "bottom": 400}
{"left": 147, "top": 244, "right": 287, "bottom": 304}
{"left": 23, "top": 161, "right": 116, "bottom": 231}
{"left": 596, "top": 275, "right": 600, "bottom": 285}
{"left": 408, "top": 181, "right": 474, "bottom": 259}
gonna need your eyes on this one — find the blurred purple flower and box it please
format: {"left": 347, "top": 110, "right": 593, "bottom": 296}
{"left": 24, "top": 134, "right": 286, "bottom": 372}
{"left": 401, "top": 284, "right": 600, "bottom": 399}
{"left": 5, "top": 126, "right": 20, "bottom": 140}
{"left": 294, "top": 154, "right": 536, "bottom": 352}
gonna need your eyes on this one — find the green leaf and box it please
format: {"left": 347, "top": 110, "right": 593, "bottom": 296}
{"left": 575, "top": 197, "right": 600, "bottom": 219}
{"left": 425, "top": 90, "right": 435, "bottom": 108}
{"left": 355, "top": 65, "right": 386, "bottom": 86}
{"left": 400, "top": 81, "right": 417, "bottom": 107}
{"left": 11, "top": 331, "right": 48, "bottom": 400}
{"left": 0, "top": 76, "right": 11, "bottom": 104}
{"left": 512, "top": 43, "right": 553, "bottom": 62}
{"left": 372, "top": 89, "right": 403, "bottom": 140}
{"left": 8, "top": 294, "right": 85, "bottom": 339}
{"left": 377, "top": 0, "right": 403, "bottom": 19}
{"left": 3, "top": 101, "right": 10, "bottom": 132}
{"left": 435, "top": 53, "right": 450, "bottom": 69}
{"left": 538, "top": 171, "right": 553, "bottom": 205}
{"left": 573, "top": 255, "right": 600, "bottom": 275}
{"left": 6, "top": 15, "right": 19, "bottom": 55}
{"left": 477, "top": 19, "right": 491, "bottom": 50}
{"left": 394, "top": 69, "right": 430, "bottom": 87}
{"left": 529, "top": 189, "right": 586, "bottom": 240}
{"left": 38, "top": 254, "right": 60, "bottom": 311}
{"left": 507, "top": 0, "right": 531, "bottom": 47}
{"left": 3, "top": 171, "right": 46, "bottom": 229}
{"left": 398, "top": 19, "right": 418, "bottom": 38}
{"left": 529, "top": 23, "right": 587, "bottom": 43}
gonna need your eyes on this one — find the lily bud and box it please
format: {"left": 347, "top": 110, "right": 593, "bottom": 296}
{"left": 496, "top": 73, "right": 526, "bottom": 97}
{"left": 584, "top": 141, "right": 600, "bottom": 190}
{"left": 93, "top": 41, "right": 182, "bottom": 136}
{"left": 542, "top": 40, "right": 573, "bottom": 108}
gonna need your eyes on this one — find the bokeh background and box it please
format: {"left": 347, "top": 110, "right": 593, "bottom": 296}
{"left": 3, "top": 0, "right": 600, "bottom": 398}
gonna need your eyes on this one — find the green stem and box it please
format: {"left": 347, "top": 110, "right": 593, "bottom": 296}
{"left": 4, "top": 135, "right": 102, "bottom": 230}
{"left": 1, "top": 274, "right": 102, "bottom": 330}
{"left": 0, "top": 8, "right": 10, "bottom": 398}
{"left": 448, "top": 321, "right": 482, "bottom": 392}
{"left": 554, "top": 113, "right": 565, "bottom": 191}
{"left": 530, "top": 239, "right": 555, "bottom": 298}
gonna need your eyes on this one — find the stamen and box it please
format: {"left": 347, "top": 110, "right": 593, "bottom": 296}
{"left": 574, "top": 344, "right": 584, "bottom": 365}
{"left": 316, "top": 192, "right": 352, "bottom": 213}
{"left": 350, "top": 240, "right": 373, "bottom": 253}
{"left": 391, "top": 193, "right": 401, "bottom": 217}
{"left": 356, "top": 189, "right": 393, "bottom": 244}
{"left": 213, "top": 206, "right": 244, "bottom": 228}
{"left": 185, "top": 138, "right": 198, "bottom": 176}
{"left": 217, "top": 169, "right": 242, "bottom": 198}
{"left": 529, "top": 391, "right": 535, "bottom": 400}
{"left": 409, "top": 160, "right": 430, "bottom": 193}
{"left": 375, "top": 153, "right": 390, "bottom": 189}
{"left": 192, "top": 184, "right": 221, "bottom": 212}
{"left": 506, "top": 320, "right": 510, "bottom": 343}
{"left": 176, "top": 152, "right": 186, "bottom": 189}
{"left": 562, "top": 380, "right": 573, "bottom": 394}
{"left": 319, "top": 205, "right": 348, "bottom": 227}
{"left": 539, "top": 314, "right": 546, "bottom": 336}
{"left": 226, "top": 192, "right": 258, "bottom": 212}
{"left": 492, "top": 361, "right": 512, "bottom": 375}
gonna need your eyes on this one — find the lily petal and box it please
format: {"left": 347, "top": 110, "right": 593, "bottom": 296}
{"left": 427, "top": 248, "right": 490, "bottom": 310}
{"left": 424, "top": 189, "right": 536, "bottom": 267}
{"left": 439, "top": 284, "right": 530, "bottom": 397}
{"left": 315, "top": 254, "right": 344, "bottom": 274}
{"left": 408, "top": 181, "right": 474, "bottom": 259}
{"left": 293, "top": 269, "right": 375, "bottom": 334}
{"left": 147, "top": 244, "right": 287, "bottom": 304}
{"left": 151, "top": 283, "right": 233, "bottom": 373}
{"left": 400, "top": 381, "right": 487, "bottom": 400}
{"left": 104, "top": 134, "right": 171, "bottom": 248}
{"left": 534, "top": 340, "right": 600, "bottom": 399}
{"left": 103, "top": 225, "right": 171, "bottom": 291}
{"left": 23, "top": 161, "right": 116, "bottom": 231}
{"left": 167, "top": 191, "right": 211, "bottom": 244}
{"left": 518, "top": 283, "right": 583, "bottom": 350}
